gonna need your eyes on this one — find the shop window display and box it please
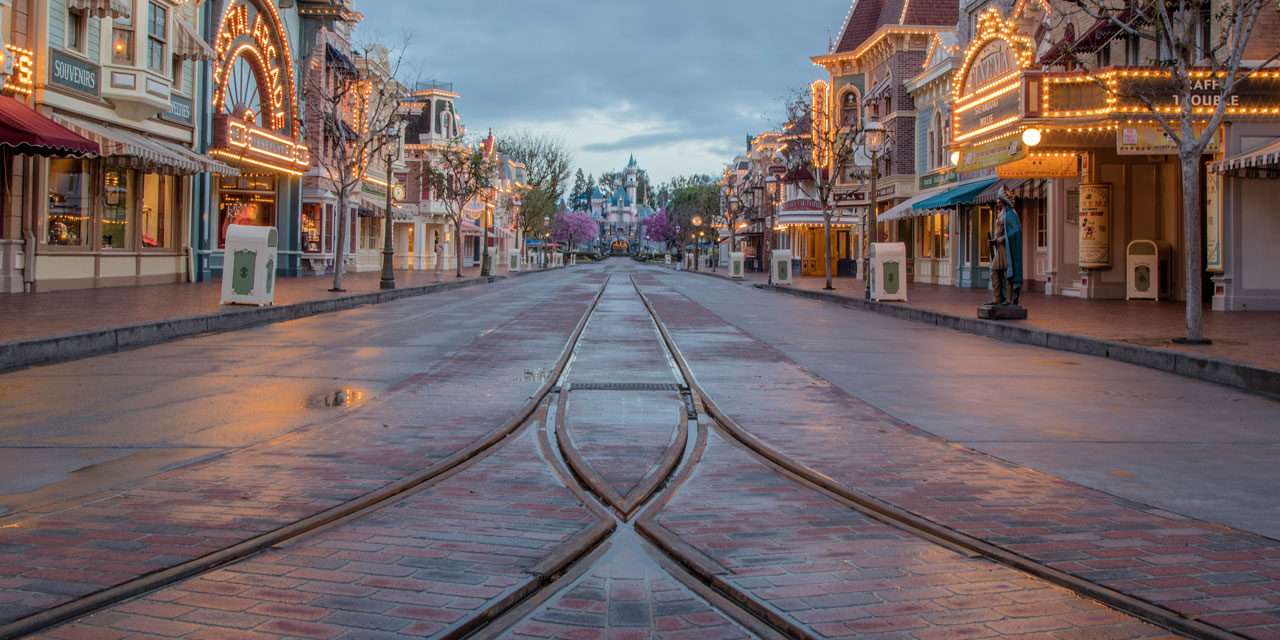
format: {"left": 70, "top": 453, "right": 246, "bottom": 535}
{"left": 217, "top": 175, "right": 277, "bottom": 248}
{"left": 302, "top": 203, "right": 323, "bottom": 253}
{"left": 47, "top": 159, "right": 91, "bottom": 246}
{"left": 141, "top": 174, "right": 175, "bottom": 249}
{"left": 102, "top": 167, "right": 135, "bottom": 249}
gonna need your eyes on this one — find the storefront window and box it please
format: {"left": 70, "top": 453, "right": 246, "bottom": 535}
{"left": 102, "top": 167, "right": 135, "bottom": 249}
{"left": 217, "top": 175, "right": 276, "bottom": 248}
{"left": 141, "top": 173, "right": 176, "bottom": 249}
{"left": 147, "top": 3, "right": 167, "bottom": 73}
{"left": 46, "top": 158, "right": 91, "bottom": 246}
{"left": 112, "top": 13, "right": 135, "bottom": 65}
{"left": 302, "top": 203, "right": 323, "bottom": 253}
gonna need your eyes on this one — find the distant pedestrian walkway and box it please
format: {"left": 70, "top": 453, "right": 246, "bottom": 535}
{"left": 691, "top": 267, "right": 1280, "bottom": 376}
{"left": 0, "top": 268, "right": 493, "bottom": 345}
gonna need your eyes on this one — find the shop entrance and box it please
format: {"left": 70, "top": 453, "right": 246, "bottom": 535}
{"left": 217, "top": 175, "right": 278, "bottom": 248}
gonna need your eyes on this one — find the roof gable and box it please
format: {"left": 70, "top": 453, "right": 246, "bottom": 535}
{"left": 832, "top": 0, "right": 959, "bottom": 53}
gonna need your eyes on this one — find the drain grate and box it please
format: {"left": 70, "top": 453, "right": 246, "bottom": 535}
{"left": 569, "top": 382, "right": 682, "bottom": 392}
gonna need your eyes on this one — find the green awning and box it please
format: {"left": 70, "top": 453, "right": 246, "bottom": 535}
{"left": 912, "top": 177, "right": 999, "bottom": 210}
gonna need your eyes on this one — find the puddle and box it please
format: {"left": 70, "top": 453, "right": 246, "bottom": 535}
{"left": 308, "top": 388, "right": 368, "bottom": 409}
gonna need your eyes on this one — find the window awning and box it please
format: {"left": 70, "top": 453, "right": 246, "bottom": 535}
{"left": 66, "top": 0, "right": 129, "bottom": 18}
{"left": 52, "top": 114, "right": 238, "bottom": 176}
{"left": 1211, "top": 138, "right": 1280, "bottom": 177}
{"left": 0, "top": 96, "right": 98, "bottom": 157}
{"left": 879, "top": 184, "right": 955, "bottom": 222}
{"left": 173, "top": 19, "right": 214, "bottom": 61}
{"left": 326, "top": 44, "right": 359, "bottom": 77}
{"left": 912, "top": 177, "right": 1000, "bottom": 211}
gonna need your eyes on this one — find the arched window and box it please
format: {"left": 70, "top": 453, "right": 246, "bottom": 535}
{"left": 840, "top": 90, "right": 860, "bottom": 127}
{"left": 929, "top": 109, "right": 945, "bottom": 169}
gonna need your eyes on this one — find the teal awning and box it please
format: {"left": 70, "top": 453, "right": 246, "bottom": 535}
{"left": 912, "top": 177, "right": 999, "bottom": 210}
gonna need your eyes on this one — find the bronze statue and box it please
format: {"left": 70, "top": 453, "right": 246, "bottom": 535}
{"left": 979, "top": 188, "right": 1027, "bottom": 320}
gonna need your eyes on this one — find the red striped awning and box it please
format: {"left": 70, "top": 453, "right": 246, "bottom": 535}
{"left": 0, "top": 96, "right": 98, "bottom": 157}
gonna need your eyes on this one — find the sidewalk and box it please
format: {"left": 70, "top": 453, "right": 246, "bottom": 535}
{"left": 0, "top": 264, "right": 556, "bottom": 371}
{"left": 685, "top": 266, "right": 1280, "bottom": 394}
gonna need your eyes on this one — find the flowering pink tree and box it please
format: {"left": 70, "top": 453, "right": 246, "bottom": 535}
{"left": 644, "top": 208, "right": 679, "bottom": 251}
{"left": 552, "top": 211, "right": 599, "bottom": 250}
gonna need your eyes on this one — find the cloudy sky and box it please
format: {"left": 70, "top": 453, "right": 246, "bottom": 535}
{"left": 358, "top": 1, "right": 852, "bottom": 184}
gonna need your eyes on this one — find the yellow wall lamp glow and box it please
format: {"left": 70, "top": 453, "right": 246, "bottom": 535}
{"left": 1021, "top": 127, "right": 1043, "bottom": 147}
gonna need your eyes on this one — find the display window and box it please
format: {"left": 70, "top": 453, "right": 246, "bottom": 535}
{"left": 217, "top": 175, "right": 277, "bottom": 248}
{"left": 977, "top": 206, "right": 993, "bottom": 265}
{"left": 46, "top": 158, "right": 91, "bottom": 246}
{"left": 141, "top": 174, "right": 177, "bottom": 249}
{"left": 102, "top": 167, "right": 136, "bottom": 250}
{"left": 302, "top": 203, "right": 324, "bottom": 253}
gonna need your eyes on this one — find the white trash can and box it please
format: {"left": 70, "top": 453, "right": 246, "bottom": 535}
{"left": 730, "top": 252, "right": 745, "bottom": 280}
{"left": 221, "top": 224, "right": 278, "bottom": 306}
{"left": 1126, "top": 240, "right": 1170, "bottom": 301}
{"left": 772, "top": 250, "right": 793, "bottom": 286}
{"left": 869, "top": 242, "right": 907, "bottom": 301}
{"left": 508, "top": 249, "right": 521, "bottom": 272}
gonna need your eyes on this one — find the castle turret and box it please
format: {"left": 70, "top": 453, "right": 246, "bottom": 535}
{"left": 625, "top": 155, "right": 638, "bottom": 208}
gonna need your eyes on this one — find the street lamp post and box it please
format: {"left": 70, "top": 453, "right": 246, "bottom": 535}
{"left": 691, "top": 215, "right": 703, "bottom": 272}
{"left": 379, "top": 121, "right": 403, "bottom": 291}
{"left": 860, "top": 120, "right": 885, "bottom": 300}
{"left": 542, "top": 215, "right": 550, "bottom": 269}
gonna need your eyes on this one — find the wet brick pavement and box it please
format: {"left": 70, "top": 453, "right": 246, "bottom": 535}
{"left": 564, "top": 391, "right": 683, "bottom": 507}
{"left": 38, "top": 426, "right": 602, "bottom": 640}
{"left": 0, "top": 273, "right": 605, "bottom": 626}
{"left": 637, "top": 272, "right": 1280, "bottom": 640}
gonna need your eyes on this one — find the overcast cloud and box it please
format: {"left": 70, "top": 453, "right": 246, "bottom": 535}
{"left": 358, "top": 1, "right": 852, "bottom": 184}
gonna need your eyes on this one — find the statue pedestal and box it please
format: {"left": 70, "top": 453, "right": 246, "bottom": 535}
{"left": 978, "top": 304, "right": 1028, "bottom": 320}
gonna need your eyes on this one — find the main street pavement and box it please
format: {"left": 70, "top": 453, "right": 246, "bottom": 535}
{"left": 1, "top": 258, "right": 1277, "bottom": 639}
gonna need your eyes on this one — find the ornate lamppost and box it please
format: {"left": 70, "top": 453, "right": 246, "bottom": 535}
{"left": 859, "top": 120, "right": 886, "bottom": 300}
{"left": 379, "top": 120, "right": 404, "bottom": 291}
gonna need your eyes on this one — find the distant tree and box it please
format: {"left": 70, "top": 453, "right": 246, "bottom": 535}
{"left": 518, "top": 185, "right": 557, "bottom": 249}
{"left": 644, "top": 208, "right": 680, "bottom": 251}
{"left": 423, "top": 139, "right": 498, "bottom": 278}
{"left": 636, "top": 169, "right": 652, "bottom": 205}
{"left": 497, "top": 132, "right": 573, "bottom": 201}
{"left": 667, "top": 184, "right": 721, "bottom": 250}
{"left": 570, "top": 169, "right": 587, "bottom": 207}
{"left": 552, "top": 211, "right": 600, "bottom": 250}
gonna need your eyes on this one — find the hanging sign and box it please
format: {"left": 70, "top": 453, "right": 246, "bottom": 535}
{"left": 957, "top": 137, "right": 1026, "bottom": 173}
{"left": 1205, "top": 168, "right": 1223, "bottom": 273}
{"left": 997, "top": 154, "right": 1077, "bottom": 178}
{"left": 1078, "top": 183, "right": 1112, "bottom": 268}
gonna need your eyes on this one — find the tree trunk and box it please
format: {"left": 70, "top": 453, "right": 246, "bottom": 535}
{"left": 455, "top": 219, "right": 464, "bottom": 278}
{"left": 331, "top": 188, "right": 349, "bottom": 291}
{"left": 823, "top": 211, "right": 833, "bottom": 290}
{"left": 1180, "top": 150, "right": 1205, "bottom": 342}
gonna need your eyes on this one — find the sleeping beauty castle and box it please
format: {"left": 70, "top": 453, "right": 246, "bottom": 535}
{"left": 573, "top": 156, "right": 657, "bottom": 254}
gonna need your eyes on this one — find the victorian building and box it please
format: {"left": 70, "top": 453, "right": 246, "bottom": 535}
{"left": 399, "top": 80, "right": 465, "bottom": 270}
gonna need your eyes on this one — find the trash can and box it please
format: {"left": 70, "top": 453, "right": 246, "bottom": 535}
{"left": 869, "top": 242, "right": 907, "bottom": 302}
{"left": 730, "top": 252, "right": 745, "bottom": 280}
{"left": 772, "top": 250, "right": 793, "bottom": 286}
{"left": 1126, "top": 240, "right": 1171, "bottom": 300}
{"left": 508, "top": 249, "right": 521, "bottom": 272}
{"left": 221, "top": 224, "right": 278, "bottom": 306}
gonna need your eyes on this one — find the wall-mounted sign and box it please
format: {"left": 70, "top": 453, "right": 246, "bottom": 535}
{"left": 1117, "top": 124, "right": 1219, "bottom": 155}
{"left": 49, "top": 48, "right": 99, "bottom": 97}
{"left": 1205, "top": 168, "right": 1223, "bottom": 273}
{"left": 919, "top": 169, "right": 957, "bottom": 190}
{"left": 3, "top": 45, "right": 34, "bottom": 96}
{"left": 957, "top": 137, "right": 1026, "bottom": 173}
{"left": 1078, "top": 183, "right": 1111, "bottom": 269}
{"left": 161, "top": 94, "right": 194, "bottom": 125}
{"left": 996, "top": 154, "right": 1077, "bottom": 178}
{"left": 211, "top": 114, "right": 310, "bottom": 175}
{"left": 962, "top": 39, "right": 1017, "bottom": 95}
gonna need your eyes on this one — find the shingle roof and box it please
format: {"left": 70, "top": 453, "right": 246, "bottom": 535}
{"left": 832, "top": 0, "right": 958, "bottom": 53}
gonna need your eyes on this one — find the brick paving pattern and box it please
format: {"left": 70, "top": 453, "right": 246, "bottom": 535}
{"left": 499, "top": 533, "right": 750, "bottom": 640}
{"left": 0, "top": 267, "right": 512, "bottom": 345}
{"left": 567, "top": 279, "right": 677, "bottom": 385}
{"left": 0, "top": 274, "right": 605, "bottom": 626}
{"left": 656, "top": 429, "right": 1172, "bottom": 640}
{"left": 39, "top": 426, "right": 602, "bottom": 640}
{"left": 638, "top": 273, "right": 1280, "bottom": 640}
{"left": 564, "top": 391, "right": 682, "bottom": 507}
{"left": 694, "top": 268, "right": 1280, "bottom": 374}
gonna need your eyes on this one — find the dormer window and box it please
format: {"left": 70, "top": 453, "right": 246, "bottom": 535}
{"left": 112, "top": 12, "right": 135, "bottom": 64}
{"left": 147, "top": 3, "right": 167, "bottom": 73}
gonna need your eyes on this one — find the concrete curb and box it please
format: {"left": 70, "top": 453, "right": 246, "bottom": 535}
{"left": 0, "top": 267, "right": 566, "bottom": 374}
{"left": 675, "top": 269, "right": 1279, "bottom": 398}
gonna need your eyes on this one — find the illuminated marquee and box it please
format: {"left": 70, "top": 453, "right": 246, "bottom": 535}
{"left": 811, "top": 79, "right": 831, "bottom": 170}
{"left": 952, "top": 8, "right": 1035, "bottom": 145}
{"left": 209, "top": 0, "right": 309, "bottom": 174}
{"left": 2, "top": 45, "right": 34, "bottom": 96}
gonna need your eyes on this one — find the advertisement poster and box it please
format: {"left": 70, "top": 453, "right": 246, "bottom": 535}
{"left": 1205, "top": 170, "right": 1223, "bottom": 272}
{"left": 1078, "top": 183, "right": 1112, "bottom": 268}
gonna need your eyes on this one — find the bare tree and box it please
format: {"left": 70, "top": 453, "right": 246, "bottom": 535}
{"left": 302, "top": 35, "right": 408, "bottom": 291}
{"left": 423, "top": 139, "right": 498, "bottom": 278}
{"left": 784, "top": 82, "right": 860, "bottom": 291}
{"left": 1038, "top": 0, "right": 1279, "bottom": 342}
{"left": 496, "top": 132, "right": 573, "bottom": 202}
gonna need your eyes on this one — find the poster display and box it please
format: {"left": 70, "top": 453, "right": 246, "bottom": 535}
{"left": 1078, "top": 183, "right": 1112, "bottom": 268}
{"left": 1205, "top": 169, "right": 1223, "bottom": 273}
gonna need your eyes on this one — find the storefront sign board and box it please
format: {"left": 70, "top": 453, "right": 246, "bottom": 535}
{"left": 957, "top": 137, "right": 1026, "bottom": 173}
{"left": 919, "top": 169, "right": 957, "bottom": 190}
{"left": 997, "top": 154, "right": 1076, "bottom": 178}
{"left": 1078, "top": 183, "right": 1112, "bottom": 268}
{"left": 49, "top": 49, "right": 99, "bottom": 97}
{"left": 1205, "top": 169, "right": 1223, "bottom": 272}
{"left": 1117, "top": 124, "right": 1219, "bottom": 155}
{"left": 162, "top": 94, "right": 194, "bottom": 125}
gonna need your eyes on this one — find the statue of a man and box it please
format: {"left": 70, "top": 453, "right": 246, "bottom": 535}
{"left": 988, "top": 190, "right": 1023, "bottom": 306}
